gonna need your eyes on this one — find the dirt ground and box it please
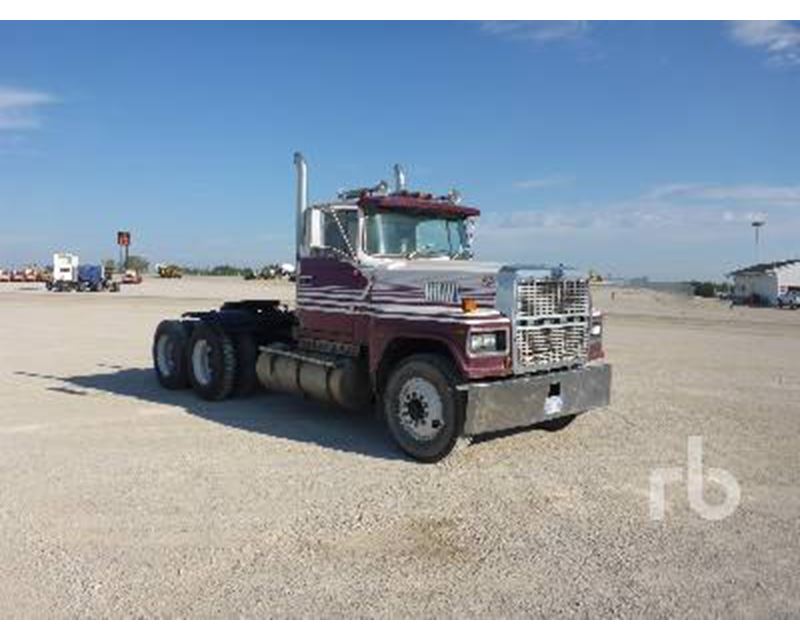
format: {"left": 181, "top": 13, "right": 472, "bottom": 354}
{"left": 0, "top": 277, "right": 798, "bottom": 618}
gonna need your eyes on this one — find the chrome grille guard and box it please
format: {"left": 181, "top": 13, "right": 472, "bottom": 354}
{"left": 496, "top": 266, "right": 591, "bottom": 374}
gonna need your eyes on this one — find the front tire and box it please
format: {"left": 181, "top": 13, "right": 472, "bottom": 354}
{"left": 153, "top": 320, "right": 192, "bottom": 389}
{"left": 383, "top": 354, "right": 464, "bottom": 462}
{"left": 187, "top": 322, "right": 237, "bottom": 401}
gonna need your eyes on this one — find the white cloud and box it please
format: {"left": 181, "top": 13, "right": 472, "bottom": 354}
{"left": 728, "top": 21, "right": 800, "bottom": 67}
{"left": 0, "top": 86, "right": 56, "bottom": 130}
{"left": 481, "top": 21, "right": 589, "bottom": 44}
{"left": 722, "top": 211, "right": 768, "bottom": 224}
{"left": 482, "top": 181, "right": 800, "bottom": 233}
{"left": 514, "top": 175, "right": 574, "bottom": 190}
{"left": 477, "top": 177, "right": 800, "bottom": 280}
{"left": 645, "top": 182, "right": 800, "bottom": 206}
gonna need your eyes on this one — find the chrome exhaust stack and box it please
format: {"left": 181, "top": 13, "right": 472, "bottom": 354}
{"left": 393, "top": 163, "right": 406, "bottom": 192}
{"left": 293, "top": 152, "right": 308, "bottom": 258}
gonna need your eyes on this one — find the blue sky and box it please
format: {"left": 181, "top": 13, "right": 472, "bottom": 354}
{"left": 1, "top": 20, "right": 798, "bottom": 280}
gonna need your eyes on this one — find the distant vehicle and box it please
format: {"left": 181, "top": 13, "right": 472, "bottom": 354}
{"left": 255, "top": 263, "right": 296, "bottom": 281}
{"left": 243, "top": 264, "right": 296, "bottom": 281}
{"left": 49, "top": 253, "right": 79, "bottom": 290}
{"left": 157, "top": 264, "right": 183, "bottom": 278}
{"left": 47, "top": 253, "right": 118, "bottom": 292}
{"left": 21, "top": 267, "right": 47, "bottom": 282}
{"left": 122, "top": 269, "right": 143, "bottom": 285}
{"left": 777, "top": 291, "right": 800, "bottom": 309}
{"left": 0, "top": 269, "right": 10, "bottom": 282}
{"left": 280, "top": 263, "right": 297, "bottom": 282}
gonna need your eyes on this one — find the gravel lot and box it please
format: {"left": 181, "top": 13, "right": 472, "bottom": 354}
{"left": 1, "top": 277, "right": 798, "bottom": 618}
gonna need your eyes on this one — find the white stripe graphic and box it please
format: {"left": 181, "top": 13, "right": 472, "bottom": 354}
{"left": 298, "top": 305, "right": 508, "bottom": 326}
{"left": 297, "top": 294, "right": 501, "bottom": 314}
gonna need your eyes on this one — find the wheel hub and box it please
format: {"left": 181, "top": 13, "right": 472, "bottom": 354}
{"left": 406, "top": 396, "right": 428, "bottom": 423}
{"left": 398, "top": 377, "right": 444, "bottom": 440}
{"left": 156, "top": 335, "right": 174, "bottom": 375}
{"left": 191, "top": 339, "right": 213, "bottom": 386}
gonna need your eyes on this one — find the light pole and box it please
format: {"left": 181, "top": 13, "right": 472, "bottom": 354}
{"left": 751, "top": 217, "right": 765, "bottom": 264}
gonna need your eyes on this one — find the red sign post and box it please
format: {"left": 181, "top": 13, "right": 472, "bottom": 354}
{"left": 117, "top": 231, "right": 131, "bottom": 269}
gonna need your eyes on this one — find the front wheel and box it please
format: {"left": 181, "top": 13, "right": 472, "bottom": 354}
{"left": 383, "top": 354, "right": 464, "bottom": 462}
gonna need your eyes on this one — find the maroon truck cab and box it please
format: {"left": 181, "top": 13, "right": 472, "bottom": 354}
{"left": 152, "top": 153, "right": 610, "bottom": 462}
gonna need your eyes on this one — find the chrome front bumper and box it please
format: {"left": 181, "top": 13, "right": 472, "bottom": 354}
{"left": 457, "top": 363, "right": 611, "bottom": 436}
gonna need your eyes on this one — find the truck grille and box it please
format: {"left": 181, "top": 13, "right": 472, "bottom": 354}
{"left": 514, "top": 278, "right": 590, "bottom": 370}
{"left": 517, "top": 279, "right": 589, "bottom": 317}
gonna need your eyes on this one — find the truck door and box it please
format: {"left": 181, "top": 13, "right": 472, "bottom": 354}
{"left": 297, "top": 208, "right": 367, "bottom": 343}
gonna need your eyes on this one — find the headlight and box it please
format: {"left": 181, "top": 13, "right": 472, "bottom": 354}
{"left": 468, "top": 330, "right": 506, "bottom": 355}
{"left": 470, "top": 332, "right": 496, "bottom": 352}
{"left": 590, "top": 309, "right": 603, "bottom": 336}
{"left": 588, "top": 310, "right": 605, "bottom": 361}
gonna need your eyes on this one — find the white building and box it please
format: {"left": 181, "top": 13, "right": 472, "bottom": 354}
{"left": 729, "top": 259, "right": 800, "bottom": 305}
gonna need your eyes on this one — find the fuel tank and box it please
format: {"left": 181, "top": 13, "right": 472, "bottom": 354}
{"left": 255, "top": 347, "right": 371, "bottom": 411}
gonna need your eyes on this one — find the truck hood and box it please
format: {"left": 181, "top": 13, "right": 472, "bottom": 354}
{"left": 365, "top": 259, "right": 502, "bottom": 309}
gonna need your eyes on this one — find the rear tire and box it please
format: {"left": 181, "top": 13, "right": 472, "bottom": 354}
{"left": 187, "top": 322, "right": 237, "bottom": 401}
{"left": 153, "top": 320, "right": 191, "bottom": 390}
{"left": 383, "top": 354, "right": 464, "bottom": 463}
{"left": 233, "top": 332, "right": 260, "bottom": 397}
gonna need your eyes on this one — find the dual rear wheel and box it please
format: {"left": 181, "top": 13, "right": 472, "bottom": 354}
{"left": 152, "top": 320, "right": 257, "bottom": 401}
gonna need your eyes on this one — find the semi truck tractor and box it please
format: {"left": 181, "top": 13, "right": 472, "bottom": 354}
{"left": 48, "top": 253, "right": 118, "bottom": 292}
{"left": 152, "top": 154, "right": 611, "bottom": 461}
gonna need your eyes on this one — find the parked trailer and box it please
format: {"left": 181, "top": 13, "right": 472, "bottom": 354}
{"left": 152, "top": 153, "right": 611, "bottom": 461}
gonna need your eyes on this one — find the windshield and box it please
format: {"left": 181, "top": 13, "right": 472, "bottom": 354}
{"left": 365, "top": 210, "right": 470, "bottom": 259}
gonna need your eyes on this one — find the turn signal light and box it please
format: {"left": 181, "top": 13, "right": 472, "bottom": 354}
{"left": 461, "top": 297, "right": 478, "bottom": 313}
